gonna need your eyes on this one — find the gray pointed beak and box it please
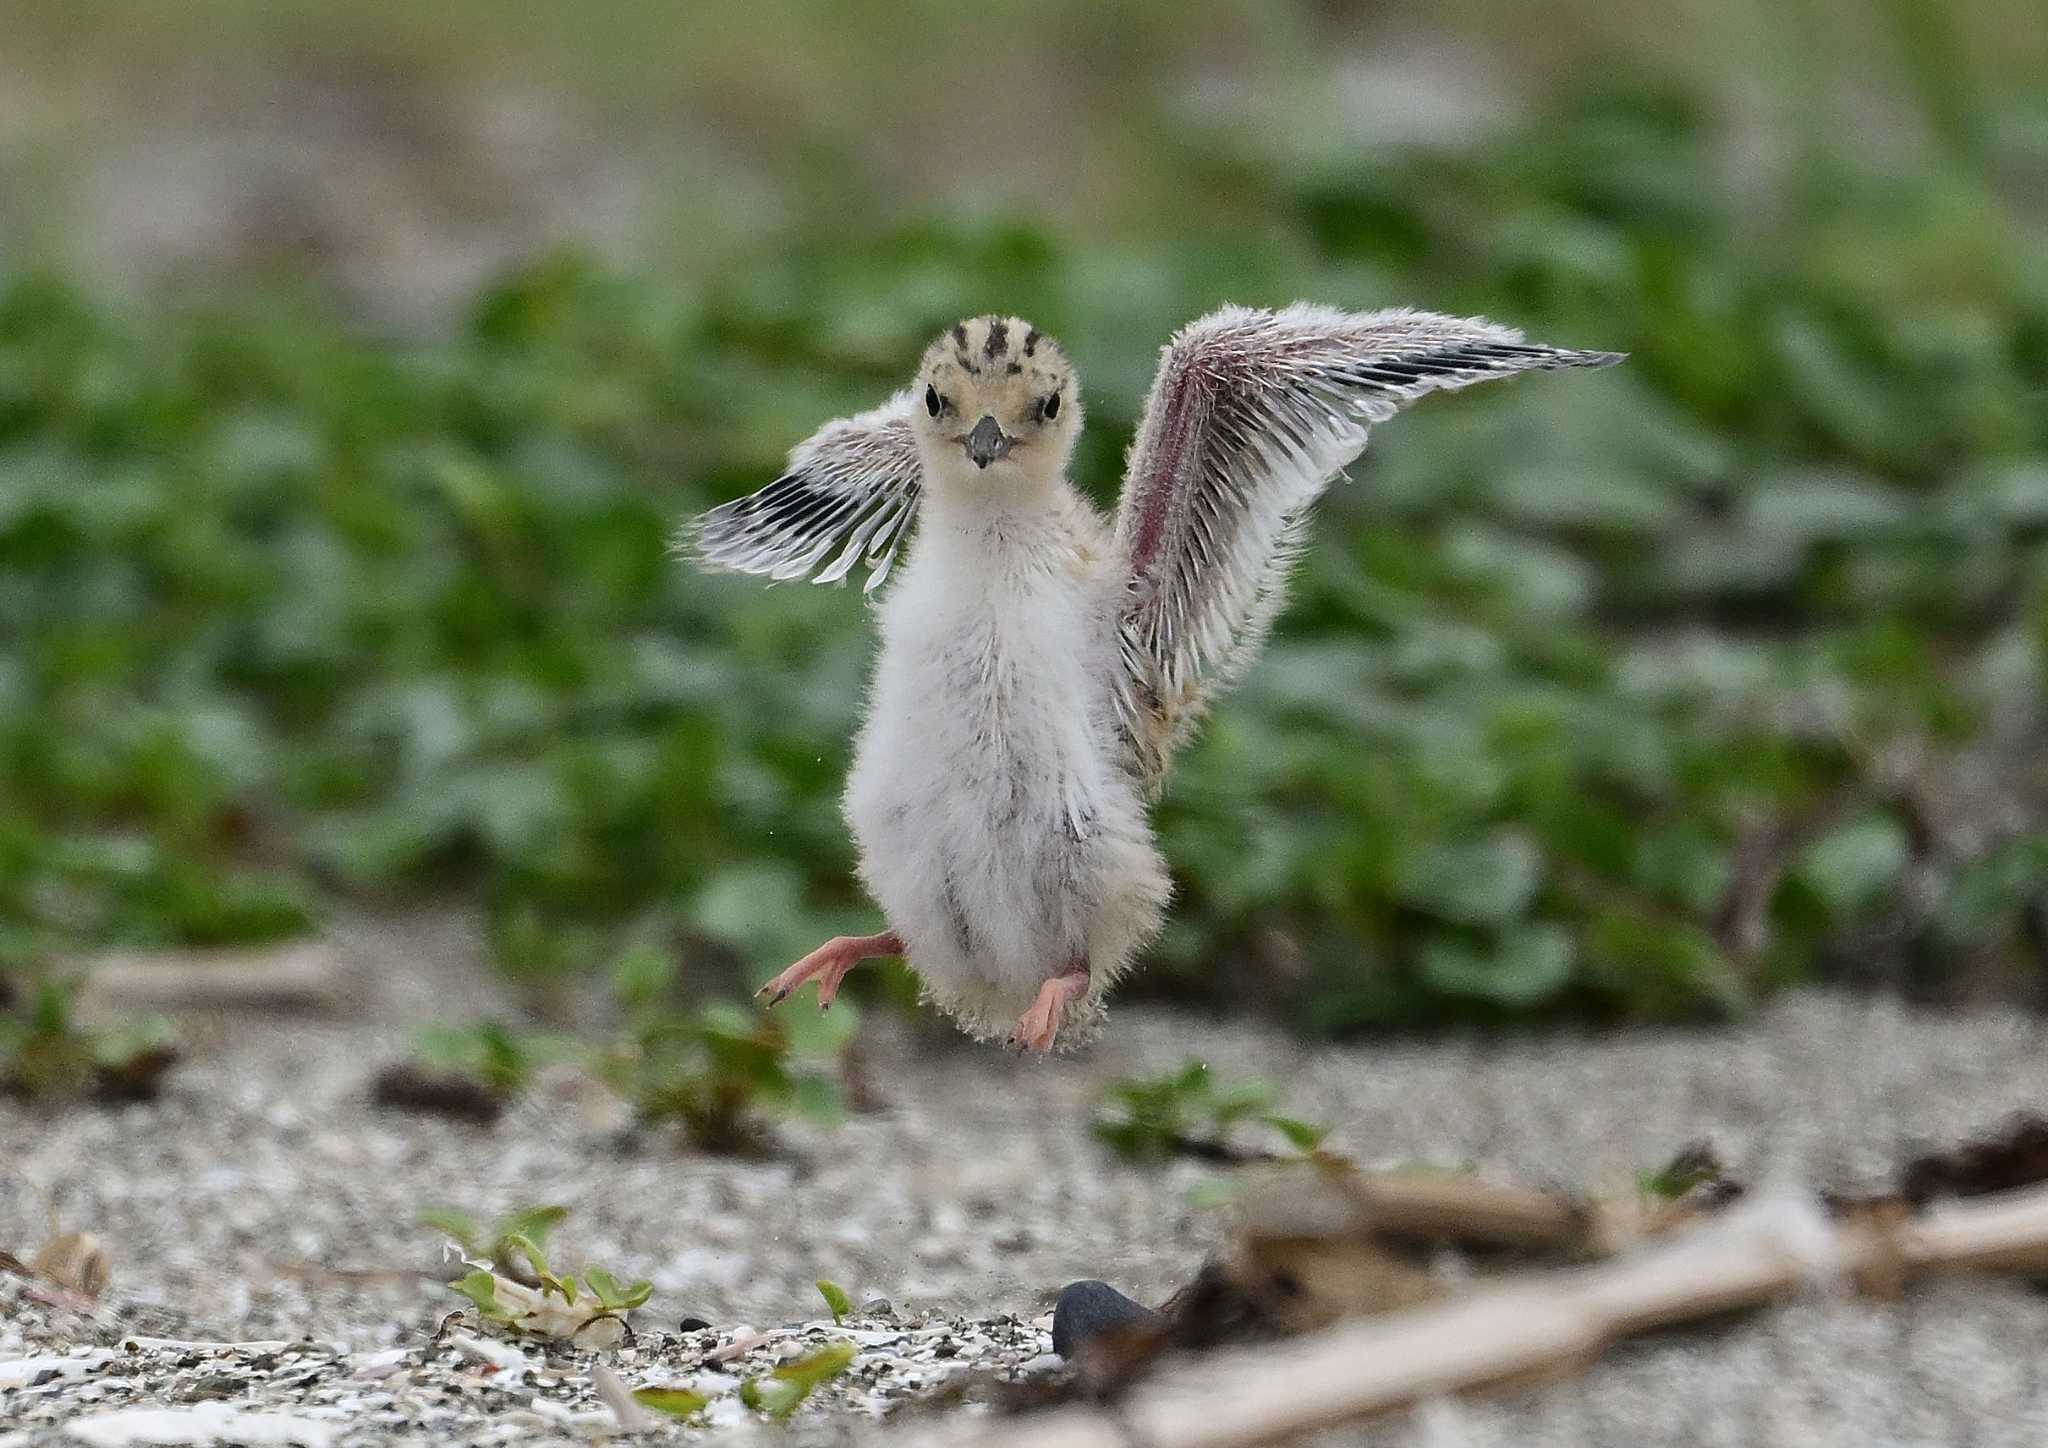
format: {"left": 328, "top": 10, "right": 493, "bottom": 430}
{"left": 963, "top": 414, "right": 1011, "bottom": 469}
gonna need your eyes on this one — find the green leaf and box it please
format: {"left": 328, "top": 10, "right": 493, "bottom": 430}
{"left": 632, "top": 1387, "right": 710, "bottom": 1418}
{"left": 1934, "top": 834, "right": 2048, "bottom": 950}
{"left": 501, "top": 1234, "right": 571, "bottom": 1302}
{"left": 494, "top": 1205, "right": 568, "bottom": 1252}
{"left": 1418, "top": 924, "right": 1575, "bottom": 1007}
{"left": 742, "top": 1340, "right": 857, "bottom": 1419}
{"left": 1638, "top": 1146, "right": 1720, "bottom": 1204}
{"left": 583, "top": 1266, "right": 652, "bottom": 1311}
{"left": 815, "top": 1279, "right": 852, "bottom": 1324}
{"left": 1742, "top": 467, "right": 1915, "bottom": 542}
{"left": 608, "top": 941, "right": 675, "bottom": 1013}
{"left": 1204, "top": 1078, "right": 1279, "bottom": 1127}
{"left": 1186, "top": 1178, "right": 1250, "bottom": 1211}
{"left": 416, "top": 1207, "right": 483, "bottom": 1251}
{"left": 450, "top": 1270, "right": 514, "bottom": 1323}
{"left": 1396, "top": 831, "right": 1544, "bottom": 927}
{"left": 1792, "top": 812, "right": 1911, "bottom": 920}
{"left": 1261, "top": 1115, "right": 1329, "bottom": 1153}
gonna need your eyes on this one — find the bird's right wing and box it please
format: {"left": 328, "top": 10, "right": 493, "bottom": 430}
{"left": 685, "top": 389, "right": 924, "bottom": 592}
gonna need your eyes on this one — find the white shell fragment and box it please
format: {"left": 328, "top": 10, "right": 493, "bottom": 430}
{"left": 64, "top": 1403, "right": 340, "bottom": 1448}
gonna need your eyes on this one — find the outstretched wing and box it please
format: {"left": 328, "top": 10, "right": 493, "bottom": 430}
{"left": 687, "top": 389, "right": 924, "bottom": 592}
{"left": 1113, "top": 303, "right": 1622, "bottom": 781}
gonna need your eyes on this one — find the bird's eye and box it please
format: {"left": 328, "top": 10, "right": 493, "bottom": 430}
{"left": 925, "top": 385, "right": 942, "bottom": 417}
{"left": 1042, "top": 392, "right": 1061, "bottom": 420}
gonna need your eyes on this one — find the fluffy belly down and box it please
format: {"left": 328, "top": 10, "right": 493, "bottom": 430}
{"left": 844, "top": 702, "right": 1170, "bottom": 1047}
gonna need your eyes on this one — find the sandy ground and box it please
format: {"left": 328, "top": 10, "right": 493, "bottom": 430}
{"left": 6, "top": 914, "right": 2048, "bottom": 1445}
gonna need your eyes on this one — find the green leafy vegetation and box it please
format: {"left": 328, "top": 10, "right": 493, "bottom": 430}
{"left": 0, "top": 977, "right": 179, "bottom": 1099}
{"left": 440, "top": 1217, "right": 651, "bottom": 1342}
{"left": 387, "top": 1001, "right": 845, "bottom": 1151}
{"left": 1093, "top": 1061, "right": 1329, "bottom": 1164}
{"left": 600, "top": 1002, "right": 844, "bottom": 1153}
{"left": 412, "top": 1023, "right": 571, "bottom": 1098}
{"left": 1, "top": 53, "right": 2044, "bottom": 1031}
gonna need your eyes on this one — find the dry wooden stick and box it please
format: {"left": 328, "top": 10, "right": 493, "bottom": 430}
{"left": 944, "top": 1183, "right": 2048, "bottom": 1448}
{"left": 74, "top": 940, "right": 342, "bottom": 1016}
{"left": 1347, "top": 1171, "right": 1589, "bottom": 1250}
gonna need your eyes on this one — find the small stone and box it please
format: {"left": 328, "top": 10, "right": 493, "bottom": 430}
{"left": 860, "top": 1299, "right": 894, "bottom": 1318}
{"left": 177, "top": 1373, "right": 244, "bottom": 1402}
{"left": 676, "top": 1316, "right": 713, "bottom": 1333}
{"left": 1050, "top": 1281, "right": 1161, "bottom": 1360}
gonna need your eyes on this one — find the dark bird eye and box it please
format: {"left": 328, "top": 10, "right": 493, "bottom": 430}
{"left": 925, "top": 385, "right": 942, "bottom": 417}
{"left": 1042, "top": 392, "right": 1061, "bottom": 420}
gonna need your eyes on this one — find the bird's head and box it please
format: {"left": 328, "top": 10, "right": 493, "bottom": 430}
{"left": 911, "top": 315, "right": 1079, "bottom": 490}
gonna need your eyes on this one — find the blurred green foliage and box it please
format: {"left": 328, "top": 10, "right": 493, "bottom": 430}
{"left": 0, "top": 977, "right": 178, "bottom": 1098}
{"left": 2, "top": 75, "right": 2045, "bottom": 1030}
{"left": 411, "top": 1021, "right": 574, "bottom": 1098}
{"left": 599, "top": 1003, "right": 845, "bottom": 1153}
{"left": 1093, "top": 1061, "right": 1328, "bottom": 1163}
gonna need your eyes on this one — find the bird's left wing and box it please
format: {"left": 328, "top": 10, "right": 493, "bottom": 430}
{"left": 687, "top": 389, "right": 924, "bottom": 592}
{"left": 1113, "top": 303, "right": 1621, "bottom": 780}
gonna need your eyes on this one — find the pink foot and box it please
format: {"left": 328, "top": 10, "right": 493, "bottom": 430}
{"left": 757, "top": 930, "right": 903, "bottom": 1010}
{"left": 1012, "top": 964, "right": 1091, "bottom": 1054}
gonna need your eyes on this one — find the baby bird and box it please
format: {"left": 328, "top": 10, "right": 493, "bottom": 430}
{"left": 691, "top": 306, "right": 1620, "bottom": 1052}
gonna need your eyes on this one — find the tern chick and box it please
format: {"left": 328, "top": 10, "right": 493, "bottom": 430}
{"left": 691, "top": 305, "right": 1621, "bottom": 1052}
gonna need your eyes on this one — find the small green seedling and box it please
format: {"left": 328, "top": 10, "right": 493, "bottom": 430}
{"left": 632, "top": 1386, "right": 710, "bottom": 1418}
{"left": 740, "top": 1341, "right": 856, "bottom": 1420}
{"left": 604, "top": 1002, "right": 841, "bottom": 1154}
{"left": 815, "top": 1279, "right": 851, "bottom": 1324}
{"left": 1636, "top": 1143, "right": 1727, "bottom": 1203}
{"left": 583, "top": 1266, "right": 651, "bottom": 1313}
{"left": 1093, "top": 1061, "right": 1328, "bottom": 1164}
{"left": 446, "top": 1229, "right": 651, "bottom": 1343}
{"left": 449, "top": 1269, "right": 518, "bottom": 1323}
{"left": 413, "top": 1021, "right": 568, "bottom": 1097}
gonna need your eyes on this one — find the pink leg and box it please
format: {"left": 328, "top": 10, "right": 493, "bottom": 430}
{"left": 757, "top": 930, "right": 903, "bottom": 1010}
{"left": 1011, "top": 962, "right": 1091, "bottom": 1054}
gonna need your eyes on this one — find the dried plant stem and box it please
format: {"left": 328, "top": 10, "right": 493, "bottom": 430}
{"left": 75, "top": 941, "right": 341, "bottom": 1016}
{"left": 953, "top": 1184, "right": 2048, "bottom": 1448}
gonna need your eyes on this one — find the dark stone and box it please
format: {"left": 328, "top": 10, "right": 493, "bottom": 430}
{"left": 367, "top": 1063, "right": 504, "bottom": 1125}
{"left": 676, "top": 1315, "right": 713, "bottom": 1332}
{"left": 1051, "top": 1280, "right": 1162, "bottom": 1359}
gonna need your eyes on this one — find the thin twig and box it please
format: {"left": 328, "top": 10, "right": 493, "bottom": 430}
{"left": 940, "top": 1182, "right": 2048, "bottom": 1448}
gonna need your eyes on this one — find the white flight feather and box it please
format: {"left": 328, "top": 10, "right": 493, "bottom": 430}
{"left": 686, "top": 388, "right": 922, "bottom": 593}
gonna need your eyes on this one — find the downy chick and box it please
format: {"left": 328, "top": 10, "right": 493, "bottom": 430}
{"left": 692, "top": 307, "right": 1621, "bottom": 1051}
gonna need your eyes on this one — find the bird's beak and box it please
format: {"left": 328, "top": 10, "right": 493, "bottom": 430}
{"left": 963, "top": 414, "right": 1011, "bottom": 469}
